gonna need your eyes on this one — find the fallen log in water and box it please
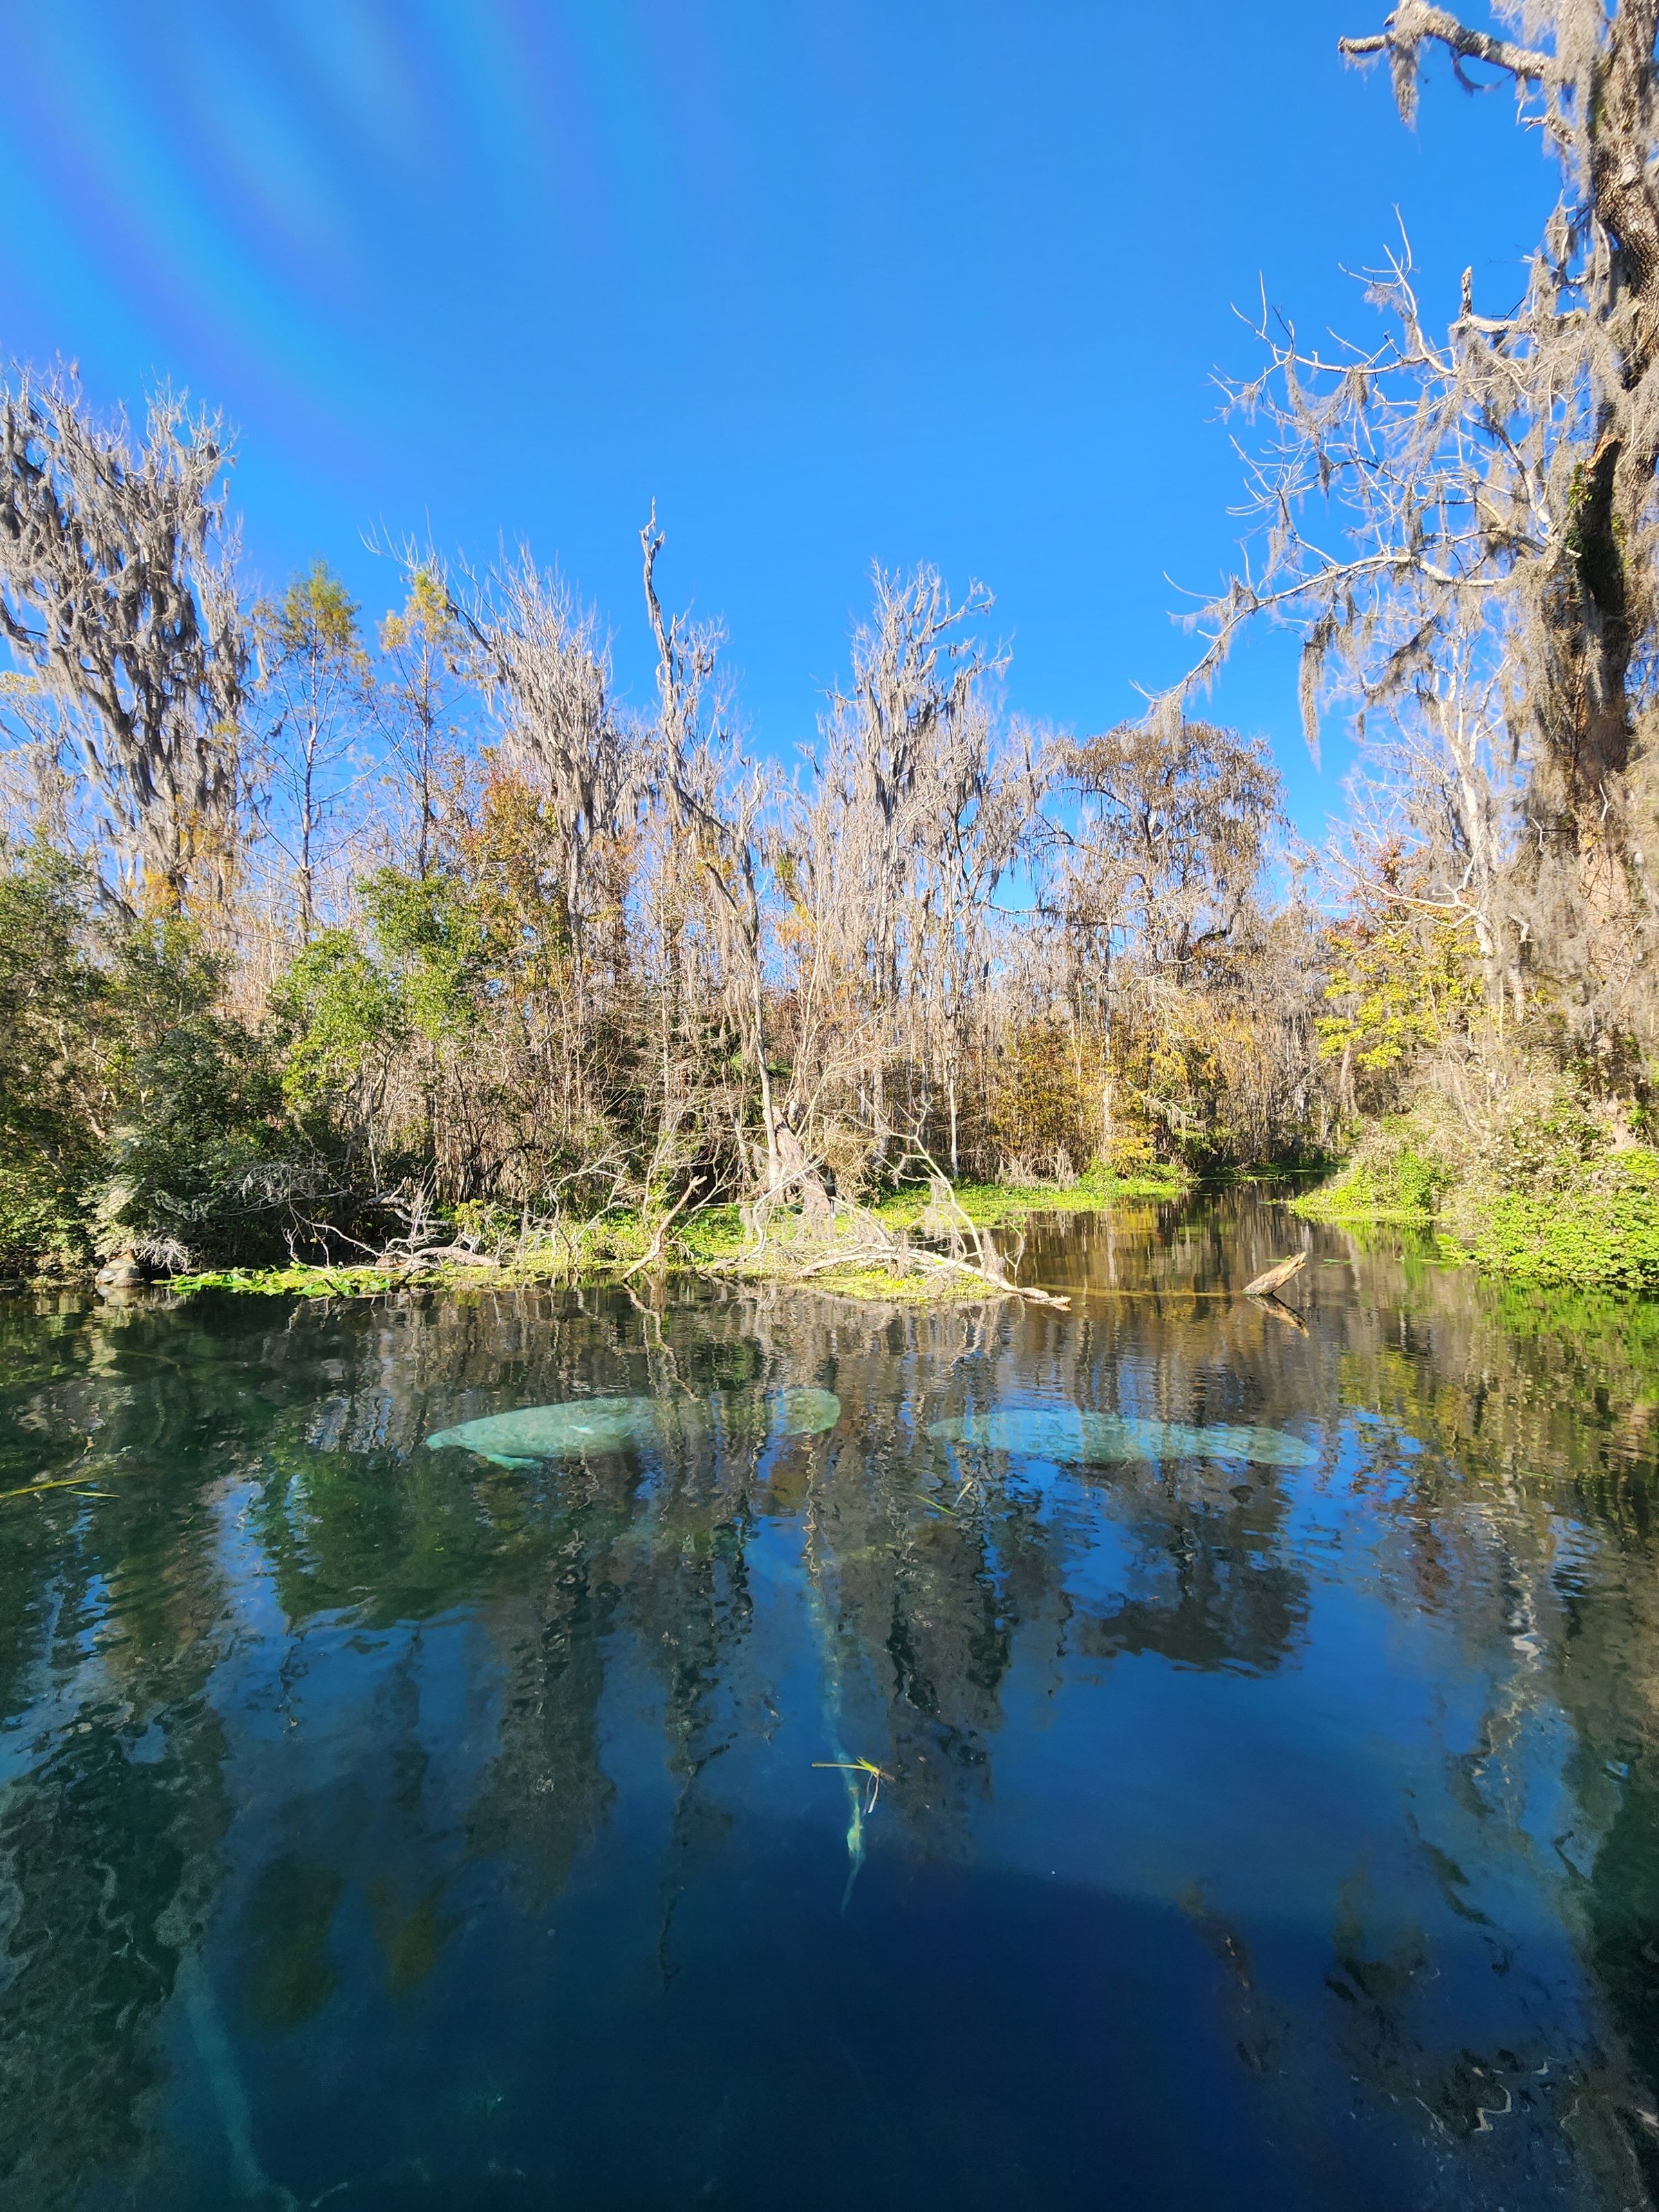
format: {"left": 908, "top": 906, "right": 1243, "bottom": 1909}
{"left": 1243, "top": 1251, "right": 1308, "bottom": 1299}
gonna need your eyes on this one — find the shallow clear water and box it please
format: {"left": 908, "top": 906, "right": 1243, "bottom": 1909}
{"left": 6, "top": 1191, "right": 1659, "bottom": 2209}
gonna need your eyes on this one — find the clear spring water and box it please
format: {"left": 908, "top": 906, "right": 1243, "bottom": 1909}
{"left": 6, "top": 1191, "right": 1659, "bottom": 2210}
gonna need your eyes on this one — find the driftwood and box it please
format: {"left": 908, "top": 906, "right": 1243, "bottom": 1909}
{"left": 781, "top": 1242, "right": 1070, "bottom": 1308}
{"left": 1243, "top": 1252, "right": 1307, "bottom": 1300}
{"left": 699, "top": 1179, "right": 1071, "bottom": 1310}
{"left": 396, "top": 1244, "right": 498, "bottom": 1270}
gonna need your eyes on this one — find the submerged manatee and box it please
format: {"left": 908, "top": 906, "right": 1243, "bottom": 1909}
{"left": 766, "top": 1388, "right": 842, "bottom": 1438}
{"left": 427, "top": 1387, "right": 840, "bottom": 1468}
{"left": 427, "top": 1398, "right": 657, "bottom": 1467}
{"left": 927, "top": 1406, "right": 1315, "bottom": 1469}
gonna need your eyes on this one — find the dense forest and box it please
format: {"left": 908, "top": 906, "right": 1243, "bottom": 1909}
{"left": 6, "top": 0, "right": 1659, "bottom": 1291}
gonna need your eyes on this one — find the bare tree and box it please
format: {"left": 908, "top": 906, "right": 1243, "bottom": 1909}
{"left": 0, "top": 368, "right": 245, "bottom": 911}
{"left": 462, "top": 553, "right": 635, "bottom": 976}
{"left": 377, "top": 563, "right": 467, "bottom": 881}
{"left": 641, "top": 508, "right": 785, "bottom": 1194}
{"left": 448, "top": 551, "right": 641, "bottom": 1147}
{"left": 787, "top": 565, "right": 1020, "bottom": 1175}
{"left": 256, "top": 560, "right": 371, "bottom": 939}
{"left": 1064, "top": 719, "right": 1284, "bottom": 978}
{"left": 1049, "top": 718, "right": 1288, "bottom": 1163}
{"left": 1159, "top": 3, "right": 1659, "bottom": 1038}
{"left": 1328, "top": 626, "right": 1532, "bottom": 1018}
{"left": 1337, "top": 1, "right": 1659, "bottom": 811}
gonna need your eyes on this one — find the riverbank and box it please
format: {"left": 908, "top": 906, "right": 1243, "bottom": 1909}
{"left": 1294, "top": 1118, "right": 1659, "bottom": 1292}
{"left": 163, "top": 1167, "right": 1189, "bottom": 1305}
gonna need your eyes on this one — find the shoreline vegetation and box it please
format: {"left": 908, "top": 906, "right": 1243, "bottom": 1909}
{"left": 10, "top": 1149, "right": 1659, "bottom": 1303}
{"left": 160, "top": 1169, "right": 1188, "bottom": 1305}
{"left": 165, "top": 1172, "right": 1659, "bottom": 1304}
{"left": 1293, "top": 1123, "right": 1659, "bottom": 1294}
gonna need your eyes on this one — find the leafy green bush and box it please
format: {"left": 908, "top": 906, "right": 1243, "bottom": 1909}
{"left": 1439, "top": 1147, "right": 1659, "bottom": 1291}
{"left": 1296, "top": 1120, "right": 1451, "bottom": 1221}
{"left": 269, "top": 928, "right": 407, "bottom": 1112}
{"left": 363, "top": 868, "right": 486, "bottom": 1043}
{"left": 0, "top": 1163, "right": 91, "bottom": 1275}
{"left": 91, "top": 924, "right": 293, "bottom": 1270}
{"left": 1299, "top": 1066, "right": 1659, "bottom": 1290}
{"left": 0, "top": 849, "right": 105, "bottom": 1271}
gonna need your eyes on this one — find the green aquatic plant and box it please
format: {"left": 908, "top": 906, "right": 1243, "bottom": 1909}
{"left": 426, "top": 1387, "right": 841, "bottom": 1468}
{"left": 0, "top": 1473, "right": 119, "bottom": 1503}
{"left": 927, "top": 1407, "right": 1317, "bottom": 1468}
{"left": 1436, "top": 1156, "right": 1659, "bottom": 1292}
{"left": 812, "top": 1757, "right": 891, "bottom": 1817}
{"left": 806, "top": 1600, "right": 873, "bottom": 1906}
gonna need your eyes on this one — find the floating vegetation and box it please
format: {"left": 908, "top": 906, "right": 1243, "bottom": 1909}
{"left": 426, "top": 1387, "right": 840, "bottom": 1468}
{"left": 0, "top": 1473, "right": 118, "bottom": 1503}
{"left": 926, "top": 1407, "right": 1316, "bottom": 1468}
{"left": 813, "top": 1757, "right": 891, "bottom": 1817}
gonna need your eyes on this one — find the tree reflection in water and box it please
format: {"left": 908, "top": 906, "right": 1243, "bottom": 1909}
{"left": 1, "top": 1195, "right": 1659, "bottom": 2207}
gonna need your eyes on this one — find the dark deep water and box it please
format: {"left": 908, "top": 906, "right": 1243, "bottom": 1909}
{"left": 6, "top": 1193, "right": 1659, "bottom": 2209}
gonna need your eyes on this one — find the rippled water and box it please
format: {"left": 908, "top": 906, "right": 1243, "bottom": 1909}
{"left": 5, "top": 1191, "right": 1659, "bottom": 2209}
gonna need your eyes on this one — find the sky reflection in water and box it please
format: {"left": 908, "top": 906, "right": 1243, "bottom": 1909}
{"left": 3, "top": 1193, "right": 1659, "bottom": 2210}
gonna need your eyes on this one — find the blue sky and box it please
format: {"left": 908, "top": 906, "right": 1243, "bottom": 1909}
{"left": 0, "top": 1, "right": 1552, "bottom": 836}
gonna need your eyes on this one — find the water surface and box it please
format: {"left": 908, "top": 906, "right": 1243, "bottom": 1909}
{"left": 5, "top": 1192, "right": 1659, "bottom": 2209}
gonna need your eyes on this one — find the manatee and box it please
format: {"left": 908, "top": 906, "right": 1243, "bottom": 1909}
{"left": 768, "top": 1388, "right": 842, "bottom": 1438}
{"left": 427, "top": 1398, "right": 659, "bottom": 1468}
{"left": 926, "top": 1407, "right": 1315, "bottom": 1469}
{"left": 427, "top": 1387, "right": 839, "bottom": 1468}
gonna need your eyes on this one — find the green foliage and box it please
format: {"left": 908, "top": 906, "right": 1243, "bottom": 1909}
{"left": 0, "top": 858, "right": 394, "bottom": 1275}
{"left": 0, "top": 1165, "right": 88, "bottom": 1276}
{"left": 173, "top": 1264, "right": 408, "bottom": 1298}
{"left": 1300, "top": 1072, "right": 1659, "bottom": 1290}
{"left": 272, "top": 559, "right": 362, "bottom": 660}
{"left": 870, "top": 1169, "right": 1185, "bottom": 1232}
{"left": 269, "top": 928, "right": 406, "bottom": 1110}
{"left": 0, "top": 850, "right": 104, "bottom": 1269}
{"left": 1297, "top": 1125, "right": 1450, "bottom": 1221}
{"left": 93, "top": 923, "right": 289, "bottom": 1269}
{"left": 451, "top": 1198, "right": 519, "bottom": 1250}
{"left": 1317, "top": 913, "right": 1487, "bottom": 1072}
{"left": 671, "top": 1204, "right": 747, "bottom": 1263}
{"left": 1438, "top": 1149, "right": 1659, "bottom": 1292}
{"left": 362, "top": 868, "right": 487, "bottom": 1042}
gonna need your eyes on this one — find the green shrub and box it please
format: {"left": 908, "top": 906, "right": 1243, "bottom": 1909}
{"left": 0, "top": 848, "right": 105, "bottom": 1271}
{"left": 0, "top": 1163, "right": 91, "bottom": 1275}
{"left": 1296, "top": 1121, "right": 1450, "bottom": 1221}
{"left": 91, "top": 924, "right": 293, "bottom": 1269}
{"left": 269, "top": 928, "right": 406, "bottom": 1112}
{"left": 1439, "top": 1147, "right": 1659, "bottom": 1291}
{"left": 1300, "top": 1070, "right": 1659, "bottom": 1291}
{"left": 363, "top": 868, "right": 487, "bottom": 1043}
